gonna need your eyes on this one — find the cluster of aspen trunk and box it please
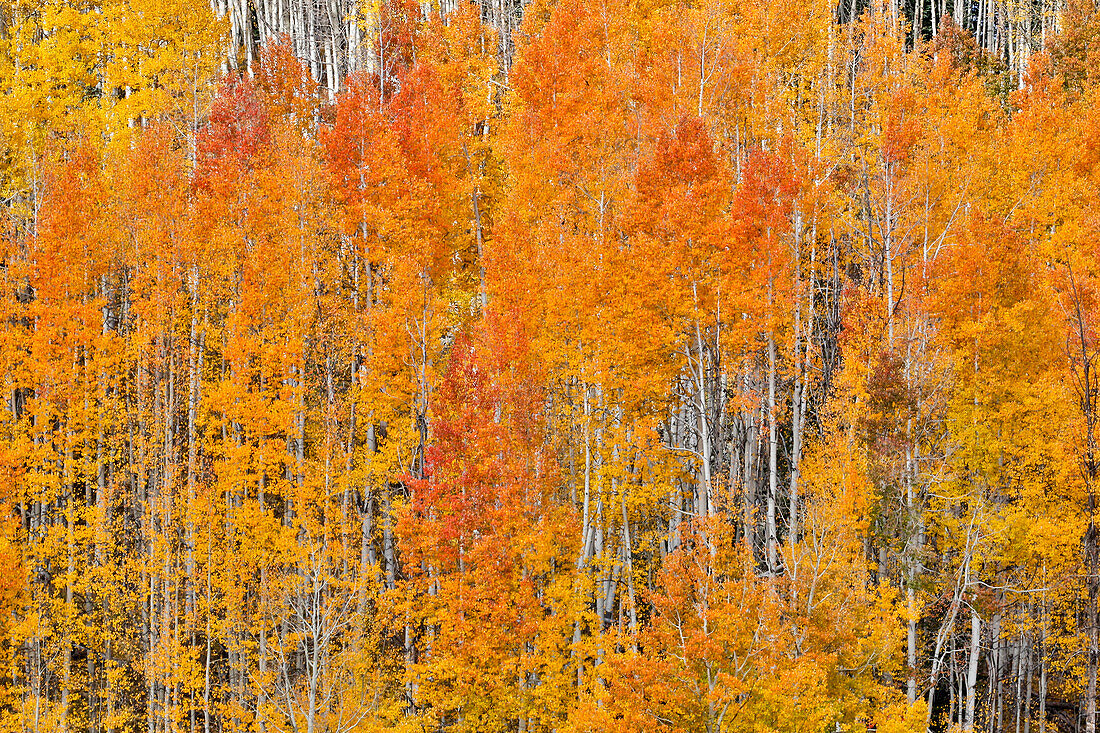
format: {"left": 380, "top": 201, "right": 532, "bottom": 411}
{"left": 216, "top": 0, "right": 523, "bottom": 95}
{"left": 216, "top": 0, "right": 1065, "bottom": 99}
{"left": 3, "top": 0, "right": 1100, "bottom": 732}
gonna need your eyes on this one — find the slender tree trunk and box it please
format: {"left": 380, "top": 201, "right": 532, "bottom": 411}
{"left": 1068, "top": 268, "right": 1099, "bottom": 733}
{"left": 770, "top": 288, "right": 778, "bottom": 572}
{"left": 1025, "top": 635, "right": 1035, "bottom": 733}
{"left": 742, "top": 404, "right": 756, "bottom": 555}
{"left": 965, "top": 610, "right": 980, "bottom": 731}
{"left": 789, "top": 211, "right": 803, "bottom": 544}
{"left": 766, "top": 332, "right": 778, "bottom": 574}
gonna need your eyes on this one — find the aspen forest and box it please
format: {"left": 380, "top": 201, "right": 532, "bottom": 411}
{"left": 8, "top": 0, "right": 1100, "bottom": 731}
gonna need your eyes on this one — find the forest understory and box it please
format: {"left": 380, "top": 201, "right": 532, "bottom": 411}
{"left": 3, "top": 0, "right": 1100, "bottom": 731}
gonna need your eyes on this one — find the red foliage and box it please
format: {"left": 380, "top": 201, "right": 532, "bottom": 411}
{"left": 255, "top": 35, "right": 319, "bottom": 124}
{"left": 404, "top": 311, "right": 547, "bottom": 572}
{"left": 195, "top": 77, "right": 270, "bottom": 187}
